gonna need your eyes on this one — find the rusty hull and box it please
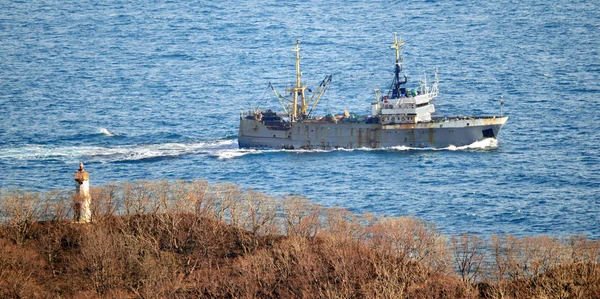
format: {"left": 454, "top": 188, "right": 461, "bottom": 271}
{"left": 238, "top": 116, "right": 508, "bottom": 149}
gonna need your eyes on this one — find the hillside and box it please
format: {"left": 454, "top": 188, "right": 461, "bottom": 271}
{"left": 1, "top": 180, "right": 598, "bottom": 298}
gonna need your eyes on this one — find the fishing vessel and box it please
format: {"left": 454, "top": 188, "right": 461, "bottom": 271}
{"left": 238, "top": 35, "right": 508, "bottom": 149}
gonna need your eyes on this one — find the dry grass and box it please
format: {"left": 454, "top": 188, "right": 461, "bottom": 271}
{"left": 0, "top": 180, "right": 598, "bottom": 298}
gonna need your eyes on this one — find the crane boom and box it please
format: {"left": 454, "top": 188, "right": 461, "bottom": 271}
{"left": 307, "top": 74, "right": 332, "bottom": 117}
{"left": 269, "top": 82, "right": 289, "bottom": 115}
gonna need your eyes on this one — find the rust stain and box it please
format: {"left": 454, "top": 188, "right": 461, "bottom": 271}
{"left": 358, "top": 128, "right": 363, "bottom": 147}
{"left": 428, "top": 128, "right": 435, "bottom": 146}
{"left": 74, "top": 171, "right": 89, "bottom": 182}
{"left": 408, "top": 129, "right": 415, "bottom": 146}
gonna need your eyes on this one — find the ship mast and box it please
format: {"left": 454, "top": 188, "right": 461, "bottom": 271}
{"left": 286, "top": 39, "right": 307, "bottom": 121}
{"left": 389, "top": 33, "right": 407, "bottom": 99}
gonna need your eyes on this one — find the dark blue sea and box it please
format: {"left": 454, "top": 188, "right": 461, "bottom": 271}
{"left": 1, "top": 0, "right": 599, "bottom": 238}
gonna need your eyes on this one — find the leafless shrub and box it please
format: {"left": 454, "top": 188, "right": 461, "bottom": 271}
{"left": 526, "top": 236, "right": 564, "bottom": 277}
{"left": 321, "top": 207, "right": 364, "bottom": 243}
{"left": 188, "top": 180, "right": 210, "bottom": 216}
{"left": 120, "top": 233, "right": 182, "bottom": 298}
{"left": 196, "top": 181, "right": 222, "bottom": 220}
{"left": 76, "top": 223, "right": 183, "bottom": 297}
{"left": 147, "top": 181, "right": 194, "bottom": 254}
{"left": 167, "top": 180, "right": 196, "bottom": 214}
{"left": 223, "top": 184, "right": 245, "bottom": 227}
{"left": 490, "top": 234, "right": 567, "bottom": 283}
{"left": 366, "top": 216, "right": 451, "bottom": 274}
{"left": 38, "top": 190, "right": 71, "bottom": 222}
{"left": 32, "top": 220, "right": 83, "bottom": 276}
{"left": 490, "top": 234, "right": 517, "bottom": 280}
{"left": 451, "top": 234, "right": 486, "bottom": 284}
{"left": 0, "top": 238, "right": 50, "bottom": 298}
{"left": 121, "top": 180, "right": 157, "bottom": 216}
{"left": 318, "top": 233, "right": 372, "bottom": 298}
{"left": 226, "top": 188, "right": 278, "bottom": 252}
{"left": 566, "top": 234, "right": 600, "bottom": 264}
{"left": 152, "top": 180, "right": 171, "bottom": 214}
{"left": 226, "top": 247, "right": 279, "bottom": 297}
{"left": 0, "top": 188, "right": 42, "bottom": 245}
{"left": 281, "top": 195, "right": 322, "bottom": 238}
{"left": 89, "top": 184, "right": 119, "bottom": 223}
{"left": 238, "top": 190, "right": 278, "bottom": 236}
{"left": 589, "top": 239, "right": 600, "bottom": 264}
{"left": 78, "top": 226, "right": 126, "bottom": 295}
{"left": 210, "top": 182, "right": 240, "bottom": 222}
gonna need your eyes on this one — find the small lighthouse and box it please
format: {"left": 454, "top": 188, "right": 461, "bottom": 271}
{"left": 74, "top": 162, "right": 91, "bottom": 223}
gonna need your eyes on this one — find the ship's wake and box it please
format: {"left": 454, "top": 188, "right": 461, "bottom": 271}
{"left": 0, "top": 138, "right": 498, "bottom": 163}
{"left": 215, "top": 138, "right": 499, "bottom": 159}
{"left": 0, "top": 139, "right": 248, "bottom": 163}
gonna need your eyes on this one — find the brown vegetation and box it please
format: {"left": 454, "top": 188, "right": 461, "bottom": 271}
{"left": 0, "top": 180, "right": 598, "bottom": 298}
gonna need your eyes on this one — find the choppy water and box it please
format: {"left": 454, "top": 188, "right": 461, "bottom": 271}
{"left": 1, "top": 0, "right": 599, "bottom": 237}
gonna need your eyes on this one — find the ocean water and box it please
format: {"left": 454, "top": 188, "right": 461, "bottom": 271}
{"left": 1, "top": 0, "right": 599, "bottom": 238}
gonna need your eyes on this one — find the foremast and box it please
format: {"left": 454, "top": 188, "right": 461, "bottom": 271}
{"left": 286, "top": 39, "right": 307, "bottom": 121}
{"left": 270, "top": 39, "right": 331, "bottom": 122}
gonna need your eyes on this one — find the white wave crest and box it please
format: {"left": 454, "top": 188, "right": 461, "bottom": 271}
{"left": 99, "top": 128, "right": 116, "bottom": 136}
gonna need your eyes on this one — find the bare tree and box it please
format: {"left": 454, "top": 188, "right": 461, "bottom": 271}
{"left": 78, "top": 226, "right": 125, "bottom": 295}
{"left": 121, "top": 181, "right": 155, "bottom": 216}
{"left": 39, "top": 190, "right": 71, "bottom": 222}
{"left": 281, "top": 195, "right": 322, "bottom": 238}
{"left": 366, "top": 216, "right": 450, "bottom": 274}
{"left": 240, "top": 190, "right": 278, "bottom": 237}
{"left": 189, "top": 180, "right": 210, "bottom": 217}
{"left": 89, "top": 184, "right": 119, "bottom": 223}
{"left": 210, "top": 182, "right": 239, "bottom": 223}
{"left": 451, "top": 234, "right": 486, "bottom": 284}
{"left": 0, "top": 188, "right": 42, "bottom": 245}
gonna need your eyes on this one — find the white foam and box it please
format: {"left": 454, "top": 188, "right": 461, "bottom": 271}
{"left": 213, "top": 149, "right": 261, "bottom": 160}
{"left": 446, "top": 138, "right": 498, "bottom": 151}
{"left": 0, "top": 138, "right": 498, "bottom": 162}
{"left": 0, "top": 139, "right": 240, "bottom": 162}
{"left": 0, "top": 145, "right": 66, "bottom": 160}
{"left": 98, "top": 128, "right": 115, "bottom": 136}
{"left": 385, "top": 138, "right": 498, "bottom": 151}
{"left": 387, "top": 145, "right": 413, "bottom": 151}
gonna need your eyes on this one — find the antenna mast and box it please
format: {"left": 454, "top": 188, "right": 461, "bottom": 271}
{"left": 389, "top": 33, "right": 407, "bottom": 99}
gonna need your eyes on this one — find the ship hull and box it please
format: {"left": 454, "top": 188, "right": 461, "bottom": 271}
{"left": 238, "top": 116, "right": 508, "bottom": 149}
